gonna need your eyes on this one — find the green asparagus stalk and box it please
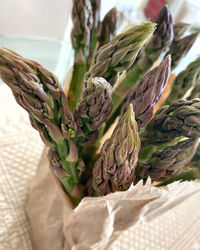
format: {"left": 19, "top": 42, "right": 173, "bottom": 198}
{"left": 68, "top": 0, "right": 94, "bottom": 109}
{"left": 165, "top": 32, "right": 198, "bottom": 70}
{"left": 165, "top": 56, "right": 200, "bottom": 104}
{"left": 90, "top": 104, "right": 141, "bottom": 196}
{"left": 74, "top": 77, "right": 113, "bottom": 146}
{"left": 106, "top": 6, "right": 173, "bottom": 132}
{"left": 0, "top": 48, "right": 82, "bottom": 203}
{"left": 85, "top": 22, "right": 156, "bottom": 86}
{"left": 120, "top": 55, "right": 171, "bottom": 129}
{"left": 136, "top": 138, "right": 199, "bottom": 182}
{"left": 143, "top": 98, "right": 200, "bottom": 145}
{"left": 98, "top": 7, "right": 121, "bottom": 49}
{"left": 173, "top": 22, "right": 190, "bottom": 41}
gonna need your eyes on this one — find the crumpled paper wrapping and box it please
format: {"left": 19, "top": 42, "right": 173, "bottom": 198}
{"left": 27, "top": 147, "right": 200, "bottom": 250}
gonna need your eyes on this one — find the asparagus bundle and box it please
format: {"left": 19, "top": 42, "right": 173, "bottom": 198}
{"left": 91, "top": 105, "right": 140, "bottom": 196}
{"left": 2, "top": 0, "right": 200, "bottom": 204}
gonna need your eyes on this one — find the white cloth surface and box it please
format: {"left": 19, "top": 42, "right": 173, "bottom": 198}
{"left": 1, "top": 84, "right": 200, "bottom": 250}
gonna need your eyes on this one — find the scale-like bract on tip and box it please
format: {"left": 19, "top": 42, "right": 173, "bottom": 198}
{"left": 92, "top": 105, "right": 141, "bottom": 196}
{"left": 145, "top": 98, "right": 200, "bottom": 144}
{"left": 85, "top": 22, "right": 156, "bottom": 86}
{"left": 144, "top": 5, "right": 173, "bottom": 62}
{"left": 173, "top": 22, "right": 190, "bottom": 41}
{"left": 121, "top": 55, "right": 171, "bottom": 128}
{"left": 166, "top": 56, "right": 200, "bottom": 104}
{"left": 71, "top": 0, "right": 93, "bottom": 62}
{"left": 136, "top": 138, "right": 199, "bottom": 182}
{"left": 166, "top": 32, "right": 198, "bottom": 70}
{"left": 74, "top": 77, "right": 113, "bottom": 144}
{"left": 98, "top": 7, "right": 121, "bottom": 48}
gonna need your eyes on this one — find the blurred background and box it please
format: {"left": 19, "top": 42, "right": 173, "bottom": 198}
{"left": 0, "top": 0, "right": 199, "bottom": 83}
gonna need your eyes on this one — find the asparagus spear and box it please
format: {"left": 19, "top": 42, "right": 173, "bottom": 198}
{"left": 71, "top": 0, "right": 93, "bottom": 63}
{"left": 90, "top": 0, "right": 101, "bottom": 28}
{"left": 88, "top": 0, "right": 101, "bottom": 64}
{"left": 74, "top": 77, "right": 112, "bottom": 145}
{"left": 121, "top": 55, "right": 171, "bottom": 129}
{"left": 85, "top": 22, "right": 156, "bottom": 86}
{"left": 91, "top": 104, "right": 141, "bottom": 196}
{"left": 165, "top": 56, "right": 200, "bottom": 104}
{"left": 69, "top": 0, "right": 94, "bottom": 109}
{"left": 0, "top": 48, "right": 82, "bottom": 202}
{"left": 98, "top": 7, "right": 121, "bottom": 49}
{"left": 136, "top": 5, "right": 173, "bottom": 69}
{"left": 173, "top": 22, "right": 190, "bottom": 41}
{"left": 136, "top": 138, "right": 199, "bottom": 182}
{"left": 143, "top": 98, "right": 200, "bottom": 145}
{"left": 106, "top": 6, "right": 173, "bottom": 131}
{"left": 165, "top": 32, "right": 198, "bottom": 70}
{"left": 188, "top": 80, "right": 200, "bottom": 99}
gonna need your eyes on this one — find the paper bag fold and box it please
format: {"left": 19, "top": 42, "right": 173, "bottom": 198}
{"left": 27, "top": 148, "right": 200, "bottom": 250}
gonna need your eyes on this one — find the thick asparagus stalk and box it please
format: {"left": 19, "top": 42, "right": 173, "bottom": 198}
{"left": 143, "top": 98, "right": 200, "bottom": 145}
{"left": 85, "top": 22, "right": 156, "bottom": 86}
{"left": 121, "top": 55, "right": 171, "bottom": 129}
{"left": 98, "top": 7, "right": 121, "bottom": 49}
{"left": 173, "top": 22, "right": 190, "bottom": 41}
{"left": 74, "top": 77, "right": 112, "bottom": 145}
{"left": 91, "top": 104, "right": 141, "bottom": 196}
{"left": 106, "top": 6, "right": 173, "bottom": 130}
{"left": 136, "top": 138, "right": 199, "bottom": 182}
{"left": 165, "top": 32, "right": 198, "bottom": 70}
{"left": 165, "top": 56, "right": 200, "bottom": 104}
{"left": 0, "top": 48, "right": 81, "bottom": 202}
{"left": 69, "top": 0, "right": 94, "bottom": 109}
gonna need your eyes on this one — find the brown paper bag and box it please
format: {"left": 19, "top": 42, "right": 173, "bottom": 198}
{"left": 27, "top": 147, "right": 200, "bottom": 250}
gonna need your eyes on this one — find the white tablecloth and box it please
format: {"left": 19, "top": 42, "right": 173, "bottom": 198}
{"left": 1, "top": 84, "right": 200, "bottom": 250}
